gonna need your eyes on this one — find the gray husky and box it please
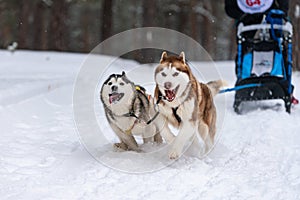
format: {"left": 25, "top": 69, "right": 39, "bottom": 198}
{"left": 100, "top": 71, "right": 163, "bottom": 151}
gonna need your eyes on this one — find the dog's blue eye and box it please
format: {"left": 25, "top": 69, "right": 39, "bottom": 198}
{"left": 162, "top": 72, "right": 167, "bottom": 77}
{"left": 173, "top": 72, "right": 179, "bottom": 77}
{"left": 120, "top": 82, "right": 124, "bottom": 86}
{"left": 108, "top": 82, "right": 112, "bottom": 85}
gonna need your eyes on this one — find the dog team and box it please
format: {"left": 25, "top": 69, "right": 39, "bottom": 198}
{"left": 100, "top": 51, "right": 226, "bottom": 159}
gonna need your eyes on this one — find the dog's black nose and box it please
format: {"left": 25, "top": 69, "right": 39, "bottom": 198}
{"left": 111, "top": 85, "right": 118, "bottom": 92}
{"left": 164, "top": 82, "right": 172, "bottom": 89}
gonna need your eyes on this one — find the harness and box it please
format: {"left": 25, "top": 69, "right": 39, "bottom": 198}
{"left": 123, "top": 106, "right": 160, "bottom": 125}
{"left": 219, "top": 83, "right": 263, "bottom": 93}
{"left": 123, "top": 86, "right": 160, "bottom": 134}
{"left": 172, "top": 106, "right": 182, "bottom": 124}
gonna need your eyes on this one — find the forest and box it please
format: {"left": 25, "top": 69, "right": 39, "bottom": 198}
{"left": 0, "top": 0, "right": 299, "bottom": 69}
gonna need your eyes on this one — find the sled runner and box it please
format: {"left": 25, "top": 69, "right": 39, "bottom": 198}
{"left": 232, "top": 9, "right": 295, "bottom": 113}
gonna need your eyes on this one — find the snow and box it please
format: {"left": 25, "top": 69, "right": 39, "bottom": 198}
{"left": 1, "top": 50, "right": 300, "bottom": 199}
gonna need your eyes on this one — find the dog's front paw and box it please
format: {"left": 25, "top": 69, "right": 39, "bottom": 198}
{"left": 113, "top": 143, "right": 128, "bottom": 151}
{"left": 169, "top": 151, "right": 179, "bottom": 160}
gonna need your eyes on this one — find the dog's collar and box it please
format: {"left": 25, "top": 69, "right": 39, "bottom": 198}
{"left": 156, "top": 94, "right": 165, "bottom": 104}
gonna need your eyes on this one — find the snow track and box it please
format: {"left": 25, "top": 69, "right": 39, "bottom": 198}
{"left": 0, "top": 50, "right": 299, "bottom": 199}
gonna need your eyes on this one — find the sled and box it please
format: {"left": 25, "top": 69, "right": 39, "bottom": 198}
{"left": 232, "top": 9, "right": 294, "bottom": 114}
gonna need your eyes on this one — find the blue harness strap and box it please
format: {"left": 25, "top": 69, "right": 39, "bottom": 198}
{"left": 219, "top": 83, "right": 262, "bottom": 94}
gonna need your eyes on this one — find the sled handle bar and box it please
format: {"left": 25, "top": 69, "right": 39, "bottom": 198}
{"left": 237, "top": 22, "right": 293, "bottom": 37}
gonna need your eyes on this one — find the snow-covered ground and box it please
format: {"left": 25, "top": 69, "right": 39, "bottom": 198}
{"left": 0, "top": 50, "right": 300, "bottom": 199}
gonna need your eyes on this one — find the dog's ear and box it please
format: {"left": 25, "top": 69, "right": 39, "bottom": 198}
{"left": 160, "top": 51, "right": 168, "bottom": 63}
{"left": 120, "top": 71, "right": 132, "bottom": 84}
{"left": 179, "top": 52, "right": 186, "bottom": 64}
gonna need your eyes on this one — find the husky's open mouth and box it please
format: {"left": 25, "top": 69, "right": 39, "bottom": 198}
{"left": 164, "top": 85, "right": 179, "bottom": 102}
{"left": 109, "top": 93, "right": 124, "bottom": 104}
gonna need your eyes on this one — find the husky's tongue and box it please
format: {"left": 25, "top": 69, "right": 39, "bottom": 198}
{"left": 165, "top": 90, "right": 176, "bottom": 102}
{"left": 109, "top": 93, "right": 124, "bottom": 104}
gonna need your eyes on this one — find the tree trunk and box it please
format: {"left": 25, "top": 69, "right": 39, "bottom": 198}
{"left": 81, "top": 6, "right": 91, "bottom": 52}
{"left": 137, "top": 0, "right": 156, "bottom": 63}
{"left": 32, "top": 1, "right": 47, "bottom": 50}
{"left": 190, "top": 0, "right": 198, "bottom": 41}
{"left": 18, "top": 0, "right": 31, "bottom": 49}
{"left": 178, "top": 2, "right": 188, "bottom": 34}
{"left": 229, "top": 20, "right": 237, "bottom": 60}
{"left": 49, "top": 0, "right": 69, "bottom": 51}
{"left": 143, "top": 0, "right": 155, "bottom": 27}
{"left": 289, "top": 1, "right": 300, "bottom": 71}
{"left": 202, "top": 1, "right": 213, "bottom": 56}
{"left": 101, "top": 0, "right": 113, "bottom": 41}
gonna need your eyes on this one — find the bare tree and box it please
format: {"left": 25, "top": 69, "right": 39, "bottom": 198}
{"left": 81, "top": 5, "right": 91, "bottom": 52}
{"left": 18, "top": 0, "right": 31, "bottom": 49}
{"left": 201, "top": 1, "right": 213, "bottom": 56}
{"left": 143, "top": 1, "right": 155, "bottom": 27}
{"left": 5, "top": 0, "right": 297, "bottom": 66}
{"left": 32, "top": 1, "right": 48, "bottom": 50}
{"left": 190, "top": 0, "right": 198, "bottom": 41}
{"left": 101, "top": 0, "right": 113, "bottom": 41}
{"left": 178, "top": 1, "right": 189, "bottom": 36}
{"left": 49, "top": 0, "right": 70, "bottom": 51}
{"left": 138, "top": 0, "right": 157, "bottom": 63}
